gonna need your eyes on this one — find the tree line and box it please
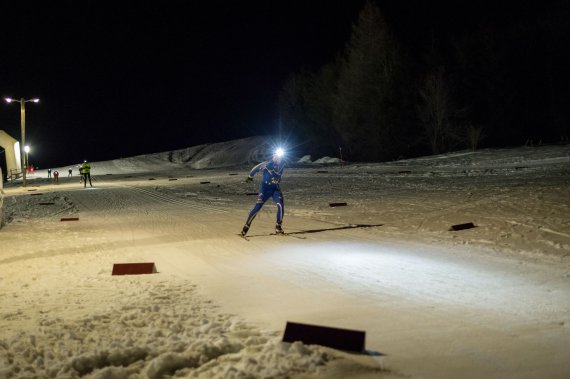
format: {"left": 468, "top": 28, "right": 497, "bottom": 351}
{"left": 278, "top": 0, "right": 569, "bottom": 162}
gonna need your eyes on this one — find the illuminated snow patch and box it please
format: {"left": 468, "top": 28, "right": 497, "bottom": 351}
{"left": 270, "top": 241, "right": 550, "bottom": 317}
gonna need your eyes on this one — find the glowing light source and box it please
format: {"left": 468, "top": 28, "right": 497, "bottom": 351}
{"left": 5, "top": 98, "right": 13, "bottom": 103}
{"left": 275, "top": 148, "right": 285, "bottom": 157}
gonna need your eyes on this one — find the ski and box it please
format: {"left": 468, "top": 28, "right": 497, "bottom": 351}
{"left": 238, "top": 232, "right": 305, "bottom": 240}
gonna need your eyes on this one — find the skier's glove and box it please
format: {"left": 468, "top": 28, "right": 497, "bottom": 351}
{"left": 245, "top": 176, "right": 253, "bottom": 183}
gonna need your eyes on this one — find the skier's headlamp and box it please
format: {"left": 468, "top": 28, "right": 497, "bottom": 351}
{"left": 274, "top": 148, "right": 285, "bottom": 158}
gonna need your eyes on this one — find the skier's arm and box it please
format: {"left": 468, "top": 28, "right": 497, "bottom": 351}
{"left": 247, "top": 161, "right": 268, "bottom": 179}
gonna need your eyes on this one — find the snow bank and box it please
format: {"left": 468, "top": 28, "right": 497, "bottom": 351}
{"left": 313, "top": 156, "right": 342, "bottom": 164}
{"left": 172, "top": 136, "right": 273, "bottom": 169}
{"left": 0, "top": 280, "right": 384, "bottom": 379}
{"left": 297, "top": 155, "right": 344, "bottom": 165}
{"left": 89, "top": 136, "right": 275, "bottom": 174}
{"left": 28, "top": 136, "right": 276, "bottom": 177}
{"left": 1, "top": 192, "right": 77, "bottom": 225}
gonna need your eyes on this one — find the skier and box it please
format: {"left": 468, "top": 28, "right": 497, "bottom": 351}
{"left": 81, "top": 160, "right": 92, "bottom": 187}
{"left": 241, "top": 148, "right": 286, "bottom": 237}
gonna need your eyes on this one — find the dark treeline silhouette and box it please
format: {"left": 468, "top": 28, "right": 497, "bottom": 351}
{"left": 278, "top": 0, "right": 569, "bottom": 162}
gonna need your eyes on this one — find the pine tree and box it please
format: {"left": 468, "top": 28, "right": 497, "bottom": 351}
{"left": 278, "top": 71, "right": 312, "bottom": 144}
{"left": 278, "top": 61, "right": 342, "bottom": 158}
{"left": 303, "top": 58, "right": 343, "bottom": 156}
{"left": 417, "top": 67, "right": 455, "bottom": 154}
{"left": 333, "top": 0, "right": 401, "bottom": 161}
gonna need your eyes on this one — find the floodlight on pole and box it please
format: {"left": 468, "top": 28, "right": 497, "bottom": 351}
{"left": 5, "top": 97, "right": 40, "bottom": 187}
{"left": 24, "top": 145, "right": 30, "bottom": 170}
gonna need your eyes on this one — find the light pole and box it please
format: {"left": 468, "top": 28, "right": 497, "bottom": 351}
{"left": 5, "top": 97, "right": 39, "bottom": 187}
{"left": 0, "top": 148, "right": 5, "bottom": 182}
{"left": 24, "top": 145, "right": 30, "bottom": 170}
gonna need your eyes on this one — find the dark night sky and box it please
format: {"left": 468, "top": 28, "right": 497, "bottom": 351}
{"left": 0, "top": 0, "right": 551, "bottom": 169}
{"left": 0, "top": 0, "right": 366, "bottom": 169}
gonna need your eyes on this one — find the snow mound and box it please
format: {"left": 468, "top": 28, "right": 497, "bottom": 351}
{"left": 313, "top": 156, "right": 342, "bottom": 164}
{"left": 0, "top": 280, "right": 385, "bottom": 379}
{"left": 40, "top": 136, "right": 278, "bottom": 175}
{"left": 99, "top": 136, "right": 274, "bottom": 173}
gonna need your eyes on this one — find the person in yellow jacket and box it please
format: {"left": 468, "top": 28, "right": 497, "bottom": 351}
{"left": 80, "top": 160, "right": 92, "bottom": 187}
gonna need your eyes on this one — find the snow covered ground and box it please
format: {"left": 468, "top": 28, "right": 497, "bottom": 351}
{"left": 1, "top": 137, "right": 569, "bottom": 378}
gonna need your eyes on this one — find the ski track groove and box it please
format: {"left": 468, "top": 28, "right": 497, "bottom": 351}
{"left": 124, "top": 185, "right": 227, "bottom": 214}
{"left": 68, "top": 183, "right": 228, "bottom": 215}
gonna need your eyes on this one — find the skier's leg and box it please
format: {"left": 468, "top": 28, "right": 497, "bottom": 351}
{"left": 245, "top": 192, "right": 270, "bottom": 226}
{"left": 242, "top": 190, "right": 270, "bottom": 234}
{"left": 273, "top": 190, "right": 284, "bottom": 233}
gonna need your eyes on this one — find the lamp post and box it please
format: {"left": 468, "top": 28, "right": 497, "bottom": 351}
{"left": 0, "top": 148, "right": 5, "bottom": 182}
{"left": 5, "top": 97, "right": 39, "bottom": 187}
{"left": 24, "top": 145, "right": 30, "bottom": 170}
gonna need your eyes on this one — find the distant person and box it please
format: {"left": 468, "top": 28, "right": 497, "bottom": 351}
{"left": 53, "top": 170, "right": 59, "bottom": 184}
{"left": 47, "top": 168, "right": 52, "bottom": 178}
{"left": 81, "top": 160, "right": 92, "bottom": 187}
{"left": 240, "top": 148, "right": 286, "bottom": 237}
{"left": 68, "top": 168, "right": 73, "bottom": 177}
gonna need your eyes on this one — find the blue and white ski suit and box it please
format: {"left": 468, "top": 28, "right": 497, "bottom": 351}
{"left": 244, "top": 159, "right": 285, "bottom": 228}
